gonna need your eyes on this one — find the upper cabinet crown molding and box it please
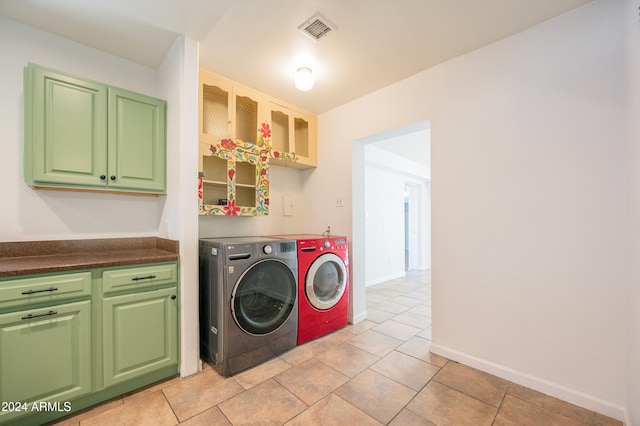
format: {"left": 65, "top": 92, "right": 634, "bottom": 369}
{"left": 24, "top": 63, "right": 167, "bottom": 196}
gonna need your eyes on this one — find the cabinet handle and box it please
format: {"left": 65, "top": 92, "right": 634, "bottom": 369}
{"left": 21, "top": 287, "right": 58, "bottom": 295}
{"left": 110, "top": 175, "right": 116, "bottom": 181}
{"left": 100, "top": 175, "right": 106, "bottom": 180}
{"left": 171, "top": 295, "right": 177, "bottom": 300}
{"left": 131, "top": 275, "right": 157, "bottom": 281}
{"left": 21, "top": 310, "right": 58, "bottom": 320}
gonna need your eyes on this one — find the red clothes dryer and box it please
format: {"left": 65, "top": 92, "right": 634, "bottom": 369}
{"left": 271, "top": 234, "right": 349, "bottom": 345}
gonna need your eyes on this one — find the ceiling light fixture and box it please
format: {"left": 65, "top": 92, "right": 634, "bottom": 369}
{"left": 295, "top": 67, "right": 314, "bottom": 91}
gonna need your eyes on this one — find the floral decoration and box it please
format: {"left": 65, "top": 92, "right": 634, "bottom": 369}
{"left": 199, "top": 122, "right": 292, "bottom": 216}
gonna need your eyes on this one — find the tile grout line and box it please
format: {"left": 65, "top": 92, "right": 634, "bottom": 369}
{"left": 491, "top": 383, "right": 510, "bottom": 425}
{"left": 389, "top": 360, "right": 447, "bottom": 425}
{"left": 158, "top": 389, "right": 181, "bottom": 425}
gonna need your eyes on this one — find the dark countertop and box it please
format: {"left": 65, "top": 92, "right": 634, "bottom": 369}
{"left": 0, "top": 237, "right": 179, "bottom": 278}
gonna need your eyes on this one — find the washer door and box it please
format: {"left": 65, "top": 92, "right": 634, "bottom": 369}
{"left": 306, "top": 253, "right": 348, "bottom": 310}
{"left": 231, "top": 259, "right": 297, "bottom": 335}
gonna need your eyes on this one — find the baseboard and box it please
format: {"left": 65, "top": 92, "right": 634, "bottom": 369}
{"left": 365, "top": 271, "right": 406, "bottom": 287}
{"left": 351, "top": 310, "right": 368, "bottom": 325}
{"left": 429, "top": 343, "right": 627, "bottom": 423}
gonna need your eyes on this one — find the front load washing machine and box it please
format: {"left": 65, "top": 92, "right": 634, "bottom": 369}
{"left": 199, "top": 236, "right": 298, "bottom": 376}
{"left": 270, "top": 235, "right": 349, "bottom": 345}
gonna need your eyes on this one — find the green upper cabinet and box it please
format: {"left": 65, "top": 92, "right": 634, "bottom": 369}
{"left": 24, "top": 63, "right": 167, "bottom": 195}
{"left": 107, "top": 88, "right": 166, "bottom": 193}
{"left": 24, "top": 65, "right": 107, "bottom": 188}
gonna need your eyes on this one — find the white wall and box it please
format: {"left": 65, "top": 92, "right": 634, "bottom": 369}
{"left": 157, "top": 36, "right": 200, "bottom": 377}
{"left": 626, "top": 0, "right": 640, "bottom": 424}
{"left": 310, "top": 0, "right": 627, "bottom": 419}
{"left": 364, "top": 144, "right": 430, "bottom": 286}
{"left": 0, "top": 17, "right": 167, "bottom": 241}
{"left": 364, "top": 147, "right": 406, "bottom": 285}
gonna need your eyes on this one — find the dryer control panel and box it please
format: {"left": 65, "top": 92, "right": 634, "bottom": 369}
{"left": 312, "top": 237, "right": 348, "bottom": 253}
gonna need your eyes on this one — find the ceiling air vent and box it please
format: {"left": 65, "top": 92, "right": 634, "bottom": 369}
{"left": 298, "top": 13, "right": 336, "bottom": 41}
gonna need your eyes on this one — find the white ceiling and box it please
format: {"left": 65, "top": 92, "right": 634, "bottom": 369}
{"left": 0, "top": 0, "right": 592, "bottom": 114}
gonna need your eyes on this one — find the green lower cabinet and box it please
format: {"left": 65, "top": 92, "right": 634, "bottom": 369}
{"left": 103, "top": 287, "right": 178, "bottom": 387}
{"left": 0, "top": 262, "right": 179, "bottom": 425}
{"left": 0, "top": 300, "right": 91, "bottom": 425}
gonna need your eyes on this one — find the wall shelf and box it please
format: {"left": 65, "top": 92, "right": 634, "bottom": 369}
{"left": 197, "top": 68, "right": 317, "bottom": 216}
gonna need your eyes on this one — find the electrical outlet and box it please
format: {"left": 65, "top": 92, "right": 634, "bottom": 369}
{"left": 336, "top": 198, "right": 344, "bottom": 208}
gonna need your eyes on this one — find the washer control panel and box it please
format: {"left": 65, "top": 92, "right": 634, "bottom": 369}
{"left": 315, "top": 237, "right": 348, "bottom": 252}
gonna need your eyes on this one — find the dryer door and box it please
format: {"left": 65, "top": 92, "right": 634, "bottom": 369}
{"left": 306, "top": 253, "right": 348, "bottom": 310}
{"left": 231, "top": 259, "right": 297, "bottom": 335}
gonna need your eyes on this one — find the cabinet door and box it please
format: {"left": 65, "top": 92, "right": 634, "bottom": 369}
{"left": 199, "top": 143, "right": 229, "bottom": 210}
{"left": 268, "top": 102, "right": 317, "bottom": 169}
{"left": 25, "top": 65, "right": 108, "bottom": 187}
{"left": 289, "top": 109, "right": 317, "bottom": 168}
{"left": 103, "top": 287, "right": 178, "bottom": 387}
{"left": 269, "top": 104, "right": 292, "bottom": 155}
{"left": 199, "top": 69, "right": 263, "bottom": 145}
{"left": 108, "top": 88, "right": 167, "bottom": 193}
{"left": 293, "top": 113, "right": 317, "bottom": 166}
{"left": 199, "top": 150, "right": 268, "bottom": 216}
{"left": 233, "top": 85, "right": 263, "bottom": 144}
{"left": 199, "top": 70, "right": 232, "bottom": 145}
{"left": 0, "top": 301, "right": 91, "bottom": 423}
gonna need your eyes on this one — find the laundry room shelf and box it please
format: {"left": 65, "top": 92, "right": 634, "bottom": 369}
{"left": 197, "top": 69, "right": 318, "bottom": 216}
{"left": 198, "top": 139, "right": 267, "bottom": 216}
{"left": 198, "top": 68, "right": 317, "bottom": 170}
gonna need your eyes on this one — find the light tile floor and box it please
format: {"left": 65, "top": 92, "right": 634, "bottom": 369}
{"left": 52, "top": 270, "right": 622, "bottom": 425}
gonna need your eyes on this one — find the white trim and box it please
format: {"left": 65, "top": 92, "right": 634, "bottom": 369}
{"left": 351, "top": 310, "right": 368, "bottom": 325}
{"left": 413, "top": 265, "right": 430, "bottom": 271}
{"left": 429, "top": 343, "right": 627, "bottom": 423}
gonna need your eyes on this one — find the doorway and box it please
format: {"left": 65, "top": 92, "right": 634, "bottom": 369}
{"left": 360, "top": 124, "right": 430, "bottom": 285}
{"left": 404, "top": 182, "right": 419, "bottom": 271}
{"left": 351, "top": 120, "right": 431, "bottom": 323}
{"left": 404, "top": 179, "right": 431, "bottom": 272}
{"left": 352, "top": 120, "right": 430, "bottom": 292}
